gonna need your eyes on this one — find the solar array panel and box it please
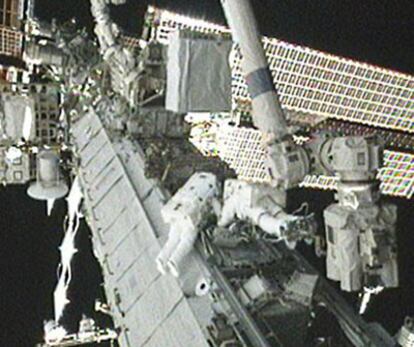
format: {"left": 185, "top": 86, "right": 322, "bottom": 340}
{"left": 0, "top": 25, "right": 22, "bottom": 58}
{"left": 151, "top": 7, "right": 228, "bottom": 44}
{"left": 216, "top": 125, "right": 269, "bottom": 183}
{"left": 379, "top": 151, "right": 414, "bottom": 199}
{"left": 150, "top": 7, "right": 414, "bottom": 133}
{"left": 299, "top": 175, "right": 339, "bottom": 191}
{"left": 232, "top": 41, "right": 414, "bottom": 133}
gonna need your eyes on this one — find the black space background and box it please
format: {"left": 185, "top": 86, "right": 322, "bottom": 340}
{"left": 0, "top": 1, "right": 413, "bottom": 346}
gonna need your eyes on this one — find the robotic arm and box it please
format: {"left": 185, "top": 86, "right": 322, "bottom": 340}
{"left": 220, "top": 0, "right": 310, "bottom": 190}
{"left": 218, "top": 179, "right": 315, "bottom": 248}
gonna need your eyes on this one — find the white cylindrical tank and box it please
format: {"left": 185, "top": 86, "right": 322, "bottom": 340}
{"left": 27, "top": 150, "right": 69, "bottom": 201}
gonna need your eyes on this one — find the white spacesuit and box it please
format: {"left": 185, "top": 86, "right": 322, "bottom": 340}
{"left": 156, "top": 172, "right": 220, "bottom": 277}
{"left": 218, "top": 179, "right": 301, "bottom": 248}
